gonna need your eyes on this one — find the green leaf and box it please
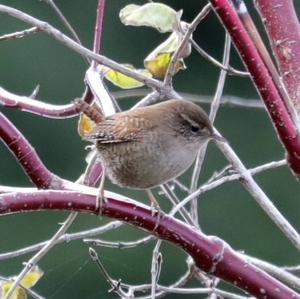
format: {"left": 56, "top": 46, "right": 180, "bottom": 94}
{"left": 119, "top": 3, "right": 177, "bottom": 33}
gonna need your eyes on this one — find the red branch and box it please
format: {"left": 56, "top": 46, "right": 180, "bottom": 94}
{"left": 0, "top": 86, "right": 80, "bottom": 118}
{"left": 255, "top": 0, "right": 300, "bottom": 113}
{"left": 0, "top": 112, "right": 58, "bottom": 188}
{"left": 209, "top": 0, "right": 300, "bottom": 176}
{"left": 93, "top": 0, "right": 106, "bottom": 54}
{"left": 0, "top": 190, "right": 298, "bottom": 299}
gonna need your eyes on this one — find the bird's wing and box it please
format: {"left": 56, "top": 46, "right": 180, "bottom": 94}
{"left": 82, "top": 114, "right": 150, "bottom": 144}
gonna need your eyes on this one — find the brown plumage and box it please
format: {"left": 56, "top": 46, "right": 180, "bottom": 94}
{"left": 83, "top": 99, "right": 214, "bottom": 189}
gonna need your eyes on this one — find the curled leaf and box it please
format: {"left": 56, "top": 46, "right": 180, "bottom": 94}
{"left": 144, "top": 32, "right": 190, "bottom": 78}
{"left": 103, "top": 65, "right": 152, "bottom": 89}
{"left": 119, "top": 3, "right": 177, "bottom": 33}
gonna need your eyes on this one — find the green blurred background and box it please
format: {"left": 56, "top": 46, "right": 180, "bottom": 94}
{"left": 0, "top": 0, "right": 300, "bottom": 298}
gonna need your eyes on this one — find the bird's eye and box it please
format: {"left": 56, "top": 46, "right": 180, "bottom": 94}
{"left": 190, "top": 125, "right": 200, "bottom": 133}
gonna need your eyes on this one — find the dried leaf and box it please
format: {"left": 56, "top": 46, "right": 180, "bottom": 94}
{"left": 119, "top": 3, "right": 177, "bottom": 33}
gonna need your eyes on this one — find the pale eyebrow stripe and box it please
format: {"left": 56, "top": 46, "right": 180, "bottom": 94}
{"left": 179, "top": 113, "right": 200, "bottom": 127}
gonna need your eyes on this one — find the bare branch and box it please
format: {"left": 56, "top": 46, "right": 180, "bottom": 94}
{"left": 191, "top": 39, "right": 249, "bottom": 77}
{"left": 84, "top": 235, "right": 153, "bottom": 249}
{"left": 0, "top": 26, "right": 39, "bottom": 41}
{"left": 0, "top": 5, "right": 171, "bottom": 94}
{"left": 0, "top": 221, "right": 122, "bottom": 260}
{"left": 89, "top": 247, "right": 128, "bottom": 297}
{"left": 3, "top": 212, "right": 77, "bottom": 299}
{"left": 164, "top": 3, "right": 211, "bottom": 86}
{"left": 190, "top": 31, "right": 231, "bottom": 222}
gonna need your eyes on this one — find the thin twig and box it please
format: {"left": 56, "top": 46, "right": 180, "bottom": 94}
{"left": 89, "top": 247, "right": 128, "bottom": 297}
{"left": 164, "top": 3, "right": 211, "bottom": 87}
{"left": 151, "top": 241, "right": 163, "bottom": 299}
{"left": 215, "top": 132, "right": 300, "bottom": 251}
{"left": 0, "top": 221, "right": 122, "bottom": 260}
{"left": 113, "top": 89, "right": 264, "bottom": 108}
{"left": 191, "top": 39, "right": 249, "bottom": 77}
{"left": 0, "top": 275, "right": 44, "bottom": 299}
{"left": 160, "top": 184, "right": 197, "bottom": 225}
{"left": 41, "top": 0, "right": 82, "bottom": 45}
{"left": 0, "top": 26, "right": 39, "bottom": 41}
{"left": 170, "top": 159, "right": 287, "bottom": 218}
{"left": 84, "top": 235, "right": 154, "bottom": 249}
{"left": 240, "top": 253, "right": 300, "bottom": 290}
{"left": 282, "top": 265, "right": 300, "bottom": 272}
{"left": 152, "top": 285, "right": 251, "bottom": 299}
{"left": 3, "top": 212, "right": 77, "bottom": 299}
{"left": 190, "top": 32, "right": 231, "bottom": 222}
{"left": 41, "top": 0, "right": 90, "bottom": 64}
{"left": 172, "top": 179, "right": 189, "bottom": 193}
{"left": 0, "top": 5, "right": 171, "bottom": 94}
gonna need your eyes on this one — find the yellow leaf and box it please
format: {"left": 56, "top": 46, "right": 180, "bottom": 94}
{"left": 20, "top": 266, "right": 43, "bottom": 288}
{"left": 144, "top": 31, "right": 189, "bottom": 78}
{"left": 103, "top": 65, "right": 152, "bottom": 89}
{"left": 0, "top": 282, "right": 25, "bottom": 299}
{"left": 0, "top": 266, "right": 43, "bottom": 299}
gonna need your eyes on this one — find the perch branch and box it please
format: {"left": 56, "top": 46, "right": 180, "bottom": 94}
{"left": 0, "top": 190, "right": 299, "bottom": 299}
